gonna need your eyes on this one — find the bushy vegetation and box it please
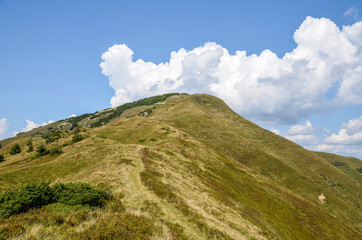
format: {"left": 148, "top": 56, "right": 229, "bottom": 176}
{"left": 51, "top": 183, "right": 112, "bottom": 207}
{"left": 331, "top": 161, "right": 345, "bottom": 167}
{"left": 71, "top": 127, "right": 85, "bottom": 143}
{"left": 72, "top": 134, "right": 84, "bottom": 143}
{"left": 91, "top": 93, "right": 180, "bottom": 127}
{"left": 68, "top": 113, "right": 93, "bottom": 130}
{"left": 0, "top": 182, "right": 112, "bottom": 218}
{"left": 50, "top": 146, "right": 63, "bottom": 156}
{"left": 36, "top": 145, "right": 50, "bottom": 157}
{"left": 138, "top": 107, "right": 154, "bottom": 116}
{"left": 9, "top": 144, "right": 21, "bottom": 155}
{"left": 0, "top": 155, "right": 4, "bottom": 163}
{"left": 26, "top": 139, "right": 33, "bottom": 152}
{"left": 43, "top": 130, "right": 63, "bottom": 144}
{"left": 356, "top": 168, "right": 362, "bottom": 174}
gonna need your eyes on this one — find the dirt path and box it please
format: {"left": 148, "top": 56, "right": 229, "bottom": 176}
{"left": 121, "top": 145, "right": 206, "bottom": 239}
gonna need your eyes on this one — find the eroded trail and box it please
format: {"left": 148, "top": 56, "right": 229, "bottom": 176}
{"left": 122, "top": 146, "right": 205, "bottom": 239}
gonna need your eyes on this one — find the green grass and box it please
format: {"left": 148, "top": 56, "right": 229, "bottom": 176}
{"left": 0, "top": 93, "right": 361, "bottom": 239}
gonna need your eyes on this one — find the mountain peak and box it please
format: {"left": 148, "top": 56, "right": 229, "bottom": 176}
{"left": 0, "top": 93, "right": 361, "bottom": 239}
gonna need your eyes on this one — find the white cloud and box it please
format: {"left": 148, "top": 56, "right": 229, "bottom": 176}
{"left": 101, "top": 16, "right": 362, "bottom": 124}
{"left": 44, "top": 120, "right": 55, "bottom": 125}
{"left": 342, "top": 115, "right": 362, "bottom": 134}
{"left": 21, "top": 119, "right": 54, "bottom": 133}
{"left": 311, "top": 143, "right": 362, "bottom": 157}
{"left": 344, "top": 6, "right": 358, "bottom": 19}
{"left": 22, "top": 119, "right": 39, "bottom": 132}
{"left": 285, "top": 120, "right": 318, "bottom": 145}
{"left": 0, "top": 118, "right": 8, "bottom": 138}
{"left": 286, "top": 134, "right": 316, "bottom": 143}
{"left": 302, "top": 115, "right": 362, "bottom": 159}
{"left": 287, "top": 120, "right": 314, "bottom": 135}
{"left": 69, "top": 114, "right": 77, "bottom": 118}
{"left": 270, "top": 128, "right": 280, "bottom": 135}
{"left": 324, "top": 115, "right": 362, "bottom": 145}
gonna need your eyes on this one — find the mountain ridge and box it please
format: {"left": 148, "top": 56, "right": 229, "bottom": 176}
{"left": 0, "top": 93, "right": 361, "bottom": 239}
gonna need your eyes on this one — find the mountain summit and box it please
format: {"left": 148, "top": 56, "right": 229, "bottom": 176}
{"left": 0, "top": 93, "right": 361, "bottom": 239}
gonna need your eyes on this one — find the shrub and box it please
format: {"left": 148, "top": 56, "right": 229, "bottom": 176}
{"left": 50, "top": 147, "right": 63, "bottom": 156}
{"left": 0, "top": 155, "right": 4, "bottom": 162}
{"left": 26, "top": 139, "right": 33, "bottom": 152}
{"left": 0, "top": 182, "right": 54, "bottom": 218}
{"left": 72, "top": 134, "right": 84, "bottom": 143}
{"left": 9, "top": 144, "right": 21, "bottom": 155}
{"left": 51, "top": 182, "right": 112, "bottom": 207}
{"left": 36, "top": 145, "right": 50, "bottom": 156}
{"left": 0, "top": 182, "right": 112, "bottom": 218}
{"left": 331, "top": 161, "right": 345, "bottom": 167}
{"left": 91, "top": 93, "right": 180, "bottom": 128}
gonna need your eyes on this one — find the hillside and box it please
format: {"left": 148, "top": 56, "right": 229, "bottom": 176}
{"left": 0, "top": 93, "right": 361, "bottom": 240}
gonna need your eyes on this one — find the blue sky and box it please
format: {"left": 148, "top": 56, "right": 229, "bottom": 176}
{"left": 0, "top": 0, "right": 361, "bottom": 158}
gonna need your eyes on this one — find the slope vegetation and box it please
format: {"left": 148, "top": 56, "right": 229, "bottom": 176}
{"left": 0, "top": 93, "right": 361, "bottom": 240}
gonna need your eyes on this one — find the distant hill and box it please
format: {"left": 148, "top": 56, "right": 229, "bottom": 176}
{"left": 0, "top": 93, "right": 361, "bottom": 240}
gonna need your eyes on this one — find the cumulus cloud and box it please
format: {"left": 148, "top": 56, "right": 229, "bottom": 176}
{"left": 22, "top": 120, "right": 39, "bottom": 132}
{"left": 312, "top": 143, "right": 362, "bottom": 158}
{"left": 101, "top": 16, "right": 362, "bottom": 124}
{"left": 69, "top": 114, "right": 77, "bottom": 118}
{"left": 303, "top": 115, "right": 362, "bottom": 158}
{"left": 21, "top": 119, "right": 55, "bottom": 133}
{"left": 285, "top": 120, "right": 318, "bottom": 144}
{"left": 287, "top": 134, "right": 316, "bottom": 143}
{"left": 324, "top": 115, "right": 362, "bottom": 145}
{"left": 270, "top": 128, "right": 280, "bottom": 135}
{"left": 0, "top": 118, "right": 8, "bottom": 138}
{"left": 287, "top": 120, "right": 314, "bottom": 135}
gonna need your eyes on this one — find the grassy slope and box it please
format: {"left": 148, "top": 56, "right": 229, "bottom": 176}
{"left": 0, "top": 93, "right": 361, "bottom": 239}
{"left": 314, "top": 151, "right": 362, "bottom": 186}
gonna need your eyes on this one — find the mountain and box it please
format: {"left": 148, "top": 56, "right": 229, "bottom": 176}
{"left": 0, "top": 93, "right": 361, "bottom": 240}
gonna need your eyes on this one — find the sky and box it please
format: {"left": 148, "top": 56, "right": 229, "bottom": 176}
{"left": 0, "top": 0, "right": 361, "bottom": 159}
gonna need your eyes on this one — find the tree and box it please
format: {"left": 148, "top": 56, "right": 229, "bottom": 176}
{"left": 36, "top": 145, "right": 49, "bottom": 156}
{"left": 27, "top": 139, "right": 34, "bottom": 152}
{"left": 10, "top": 144, "right": 21, "bottom": 155}
{"left": 0, "top": 154, "right": 4, "bottom": 162}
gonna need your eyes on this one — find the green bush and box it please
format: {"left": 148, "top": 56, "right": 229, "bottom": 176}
{"left": 42, "top": 130, "right": 63, "bottom": 144}
{"left": 9, "top": 144, "right": 21, "bottom": 155}
{"left": 0, "top": 182, "right": 54, "bottom": 218}
{"left": 50, "top": 147, "right": 63, "bottom": 156}
{"left": 0, "top": 182, "right": 112, "bottom": 218}
{"left": 26, "top": 139, "right": 33, "bottom": 152}
{"left": 36, "top": 145, "right": 50, "bottom": 156}
{"left": 72, "top": 134, "right": 84, "bottom": 143}
{"left": 0, "top": 155, "right": 4, "bottom": 162}
{"left": 331, "top": 161, "right": 345, "bottom": 167}
{"left": 51, "top": 182, "right": 112, "bottom": 207}
{"left": 91, "top": 93, "right": 180, "bottom": 128}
